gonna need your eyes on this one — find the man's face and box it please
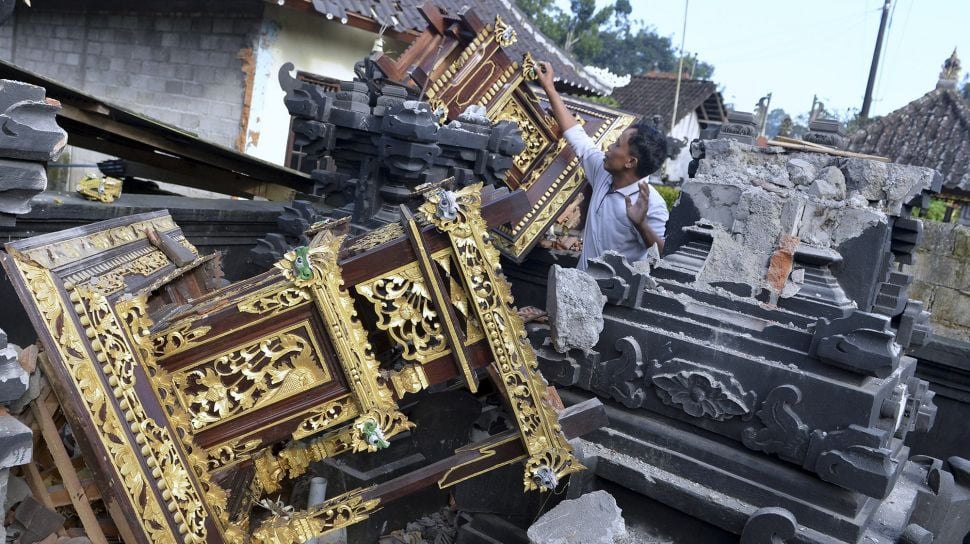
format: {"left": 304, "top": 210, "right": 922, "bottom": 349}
{"left": 604, "top": 128, "right": 638, "bottom": 176}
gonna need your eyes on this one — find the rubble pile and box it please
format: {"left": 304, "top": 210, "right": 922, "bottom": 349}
{"left": 534, "top": 125, "right": 970, "bottom": 543}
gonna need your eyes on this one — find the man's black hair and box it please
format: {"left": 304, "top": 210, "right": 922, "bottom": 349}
{"left": 628, "top": 122, "right": 668, "bottom": 178}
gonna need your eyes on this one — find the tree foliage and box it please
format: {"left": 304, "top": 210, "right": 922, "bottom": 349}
{"left": 515, "top": 0, "right": 714, "bottom": 79}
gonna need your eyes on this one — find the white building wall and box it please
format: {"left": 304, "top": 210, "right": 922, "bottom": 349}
{"left": 663, "top": 111, "right": 700, "bottom": 182}
{"left": 245, "top": 5, "right": 392, "bottom": 164}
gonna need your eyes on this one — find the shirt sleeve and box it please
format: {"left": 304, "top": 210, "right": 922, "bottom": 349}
{"left": 563, "top": 124, "right": 608, "bottom": 189}
{"left": 646, "top": 185, "right": 669, "bottom": 239}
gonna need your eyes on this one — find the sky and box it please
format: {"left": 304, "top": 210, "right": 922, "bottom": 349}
{"left": 622, "top": 0, "right": 969, "bottom": 118}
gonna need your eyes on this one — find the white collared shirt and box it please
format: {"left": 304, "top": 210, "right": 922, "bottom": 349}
{"left": 563, "top": 125, "right": 669, "bottom": 270}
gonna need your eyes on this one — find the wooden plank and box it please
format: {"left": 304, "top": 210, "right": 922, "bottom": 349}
{"left": 21, "top": 462, "right": 56, "bottom": 510}
{"left": 30, "top": 396, "right": 110, "bottom": 544}
{"left": 46, "top": 480, "right": 103, "bottom": 508}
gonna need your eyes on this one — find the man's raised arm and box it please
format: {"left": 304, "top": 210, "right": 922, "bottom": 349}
{"left": 536, "top": 61, "right": 576, "bottom": 134}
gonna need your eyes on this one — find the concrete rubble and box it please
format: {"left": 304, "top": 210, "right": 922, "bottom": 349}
{"left": 527, "top": 490, "right": 627, "bottom": 544}
{"left": 533, "top": 121, "right": 970, "bottom": 543}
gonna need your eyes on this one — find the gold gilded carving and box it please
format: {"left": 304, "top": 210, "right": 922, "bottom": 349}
{"left": 73, "top": 284, "right": 210, "bottom": 542}
{"left": 173, "top": 324, "right": 330, "bottom": 431}
{"left": 152, "top": 322, "right": 212, "bottom": 359}
{"left": 343, "top": 223, "right": 405, "bottom": 255}
{"left": 13, "top": 259, "right": 181, "bottom": 543}
{"left": 420, "top": 185, "right": 584, "bottom": 491}
{"left": 275, "top": 234, "right": 413, "bottom": 462}
{"left": 388, "top": 364, "right": 430, "bottom": 398}
{"left": 207, "top": 438, "right": 263, "bottom": 471}
{"left": 521, "top": 52, "right": 539, "bottom": 81}
{"left": 117, "top": 295, "right": 235, "bottom": 542}
{"left": 493, "top": 15, "right": 517, "bottom": 47}
{"left": 77, "top": 174, "right": 123, "bottom": 203}
{"left": 17, "top": 216, "right": 178, "bottom": 269}
{"left": 292, "top": 395, "right": 359, "bottom": 441}
{"left": 257, "top": 410, "right": 412, "bottom": 495}
{"left": 355, "top": 263, "right": 447, "bottom": 364}
{"left": 237, "top": 286, "right": 312, "bottom": 316}
{"left": 250, "top": 488, "right": 380, "bottom": 544}
{"left": 434, "top": 253, "right": 485, "bottom": 344}
{"left": 493, "top": 97, "right": 551, "bottom": 177}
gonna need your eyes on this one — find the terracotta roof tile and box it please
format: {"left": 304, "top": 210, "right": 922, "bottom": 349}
{"left": 302, "top": 0, "right": 609, "bottom": 95}
{"left": 849, "top": 88, "right": 970, "bottom": 192}
{"left": 611, "top": 73, "right": 723, "bottom": 127}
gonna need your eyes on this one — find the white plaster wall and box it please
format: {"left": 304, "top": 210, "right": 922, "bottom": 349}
{"left": 663, "top": 111, "right": 700, "bottom": 182}
{"left": 245, "top": 5, "right": 385, "bottom": 164}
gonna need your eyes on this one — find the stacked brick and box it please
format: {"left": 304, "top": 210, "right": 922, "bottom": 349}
{"left": 0, "top": 3, "right": 262, "bottom": 147}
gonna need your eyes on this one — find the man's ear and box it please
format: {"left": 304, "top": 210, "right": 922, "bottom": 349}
{"left": 626, "top": 156, "right": 638, "bottom": 170}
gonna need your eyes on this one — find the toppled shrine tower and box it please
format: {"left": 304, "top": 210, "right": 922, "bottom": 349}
{"left": 538, "top": 132, "right": 970, "bottom": 543}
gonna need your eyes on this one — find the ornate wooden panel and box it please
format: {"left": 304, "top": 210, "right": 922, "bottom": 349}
{"left": 3, "top": 185, "right": 583, "bottom": 543}
{"left": 375, "top": 8, "right": 636, "bottom": 261}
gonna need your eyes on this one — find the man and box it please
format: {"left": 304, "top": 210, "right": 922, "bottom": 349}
{"left": 537, "top": 62, "right": 669, "bottom": 270}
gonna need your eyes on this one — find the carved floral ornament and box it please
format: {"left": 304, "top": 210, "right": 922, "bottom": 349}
{"left": 419, "top": 184, "right": 584, "bottom": 492}
{"left": 652, "top": 370, "right": 753, "bottom": 421}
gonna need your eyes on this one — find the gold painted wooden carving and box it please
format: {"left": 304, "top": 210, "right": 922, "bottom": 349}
{"left": 74, "top": 285, "right": 213, "bottom": 543}
{"left": 355, "top": 261, "right": 447, "bottom": 364}
{"left": 492, "top": 15, "right": 517, "bottom": 47}
{"left": 152, "top": 322, "right": 212, "bottom": 359}
{"left": 250, "top": 488, "right": 380, "bottom": 544}
{"left": 274, "top": 234, "right": 414, "bottom": 456}
{"left": 420, "top": 184, "right": 584, "bottom": 491}
{"left": 493, "top": 96, "right": 551, "bottom": 174}
{"left": 13, "top": 215, "right": 176, "bottom": 269}
{"left": 172, "top": 323, "right": 331, "bottom": 431}
{"left": 207, "top": 438, "right": 263, "bottom": 471}
{"left": 237, "top": 285, "right": 312, "bottom": 316}
{"left": 292, "top": 395, "right": 359, "bottom": 440}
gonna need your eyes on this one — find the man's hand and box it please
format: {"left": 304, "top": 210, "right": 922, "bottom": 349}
{"left": 624, "top": 181, "right": 650, "bottom": 226}
{"left": 537, "top": 61, "right": 555, "bottom": 91}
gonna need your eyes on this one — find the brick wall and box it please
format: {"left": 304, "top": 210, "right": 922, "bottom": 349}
{"left": 0, "top": 2, "right": 263, "bottom": 148}
{"left": 908, "top": 221, "right": 970, "bottom": 342}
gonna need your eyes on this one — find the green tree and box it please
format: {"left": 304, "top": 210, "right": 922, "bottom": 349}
{"left": 515, "top": 0, "right": 713, "bottom": 79}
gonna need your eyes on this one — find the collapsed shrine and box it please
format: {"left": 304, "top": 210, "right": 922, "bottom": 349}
{"left": 0, "top": 2, "right": 967, "bottom": 544}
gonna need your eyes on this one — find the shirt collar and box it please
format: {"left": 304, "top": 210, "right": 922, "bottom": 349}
{"left": 611, "top": 178, "right": 648, "bottom": 196}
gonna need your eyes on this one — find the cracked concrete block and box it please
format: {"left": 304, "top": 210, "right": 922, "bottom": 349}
{"left": 787, "top": 158, "right": 817, "bottom": 186}
{"left": 527, "top": 490, "right": 627, "bottom": 544}
{"left": 0, "top": 415, "right": 31, "bottom": 469}
{"left": 681, "top": 182, "right": 742, "bottom": 229}
{"left": 547, "top": 266, "right": 606, "bottom": 354}
{"left": 0, "top": 348, "right": 28, "bottom": 404}
{"left": 841, "top": 158, "right": 888, "bottom": 201}
{"left": 806, "top": 166, "right": 847, "bottom": 200}
{"left": 0, "top": 80, "right": 67, "bottom": 162}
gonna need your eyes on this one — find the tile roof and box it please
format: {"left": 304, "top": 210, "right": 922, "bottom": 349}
{"left": 610, "top": 73, "right": 724, "bottom": 128}
{"left": 848, "top": 88, "right": 970, "bottom": 192}
{"left": 300, "top": 0, "right": 611, "bottom": 96}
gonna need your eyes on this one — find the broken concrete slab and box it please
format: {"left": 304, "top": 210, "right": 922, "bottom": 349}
{"left": 0, "top": 415, "right": 31, "bottom": 469}
{"left": 0, "top": 80, "right": 67, "bottom": 162}
{"left": 786, "top": 158, "right": 816, "bottom": 186}
{"left": 527, "top": 490, "right": 627, "bottom": 544}
{"left": 547, "top": 265, "right": 606, "bottom": 354}
{"left": 0, "top": 346, "right": 28, "bottom": 404}
{"left": 806, "top": 166, "right": 847, "bottom": 200}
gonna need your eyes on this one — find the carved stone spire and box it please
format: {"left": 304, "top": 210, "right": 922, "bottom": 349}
{"left": 937, "top": 48, "right": 960, "bottom": 89}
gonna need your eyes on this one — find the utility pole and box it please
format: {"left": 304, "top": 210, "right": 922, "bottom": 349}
{"left": 671, "top": 0, "right": 690, "bottom": 131}
{"left": 861, "top": 0, "right": 891, "bottom": 120}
